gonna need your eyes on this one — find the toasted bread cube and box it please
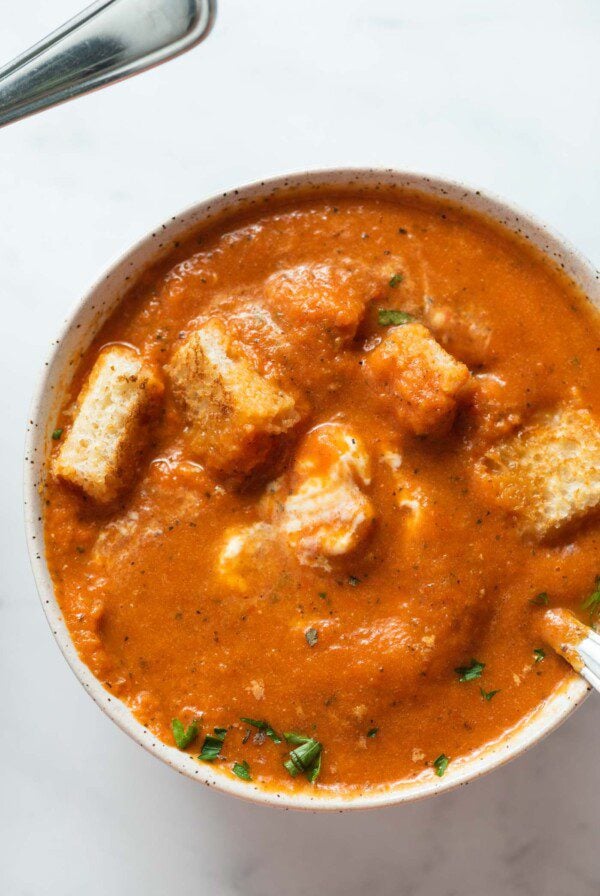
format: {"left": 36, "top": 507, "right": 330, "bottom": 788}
{"left": 53, "top": 346, "right": 163, "bottom": 503}
{"left": 425, "top": 302, "right": 492, "bottom": 367}
{"left": 469, "top": 372, "right": 524, "bottom": 442}
{"left": 365, "top": 322, "right": 470, "bottom": 435}
{"left": 264, "top": 261, "right": 381, "bottom": 340}
{"left": 282, "top": 478, "right": 374, "bottom": 567}
{"left": 166, "top": 319, "right": 300, "bottom": 475}
{"left": 280, "top": 423, "right": 374, "bottom": 567}
{"left": 475, "top": 406, "right": 600, "bottom": 538}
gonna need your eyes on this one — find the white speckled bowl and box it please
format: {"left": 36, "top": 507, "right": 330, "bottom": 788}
{"left": 24, "top": 169, "right": 599, "bottom": 810}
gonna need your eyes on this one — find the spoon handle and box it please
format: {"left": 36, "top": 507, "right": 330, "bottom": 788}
{"left": 0, "top": 0, "right": 216, "bottom": 128}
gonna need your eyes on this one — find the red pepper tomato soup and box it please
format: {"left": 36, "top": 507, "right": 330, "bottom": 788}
{"left": 44, "top": 189, "right": 600, "bottom": 794}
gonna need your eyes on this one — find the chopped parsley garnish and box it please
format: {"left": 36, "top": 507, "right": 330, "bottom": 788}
{"left": 533, "top": 648, "right": 546, "bottom": 663}
{"left": 283, "top": 734, "right": 323, "bottom": 783}
{"left": 480, "top": 688, "right": 500, "bottom": 701}
{"left": 388, "top": 273, "right": 404, "bottom": 288}
{"left": 367, "top": 727, "right": 379, "bottom": 738}
{"left": 529, "top": 592, "right": 549, "bottom": 606}
{"left": 378, "top": 309, "right": 414, "bottom": 326}
{"left": 305, "top": 627, "right": 318, "bottom": 647}
{"left": 348, "top": 575, "right": 361, "bottom": 587}
{"left": 318, "top": 591, "right": 327, "bottom": 600}
{"left": 240, "top": 717, "right": 282, "bottom": 744}
{"left": 283, "top": 732, "right": 311, "bottom": 745}
{"left": 307, "top": 751, "right": 322, "bottom": 783}
{"left": 198, "top": 727, "right": 227, "bottom": 762}
{"left": 232, "top": 760, "right": 252, "bottom": 781}
{"left": 581, "top": 576, "right": 600, "bottom": 623}
{"left": 51, "top": 428, "right": 63, "bottom": 440}
{"left": 433, "top": 754, "right": 449, "bottom": 777}
{"left": 455, "top": 658, "right": 485, "bottom": 682}
{"left": 171, "top": 718, "right": 199, "bottom": 750}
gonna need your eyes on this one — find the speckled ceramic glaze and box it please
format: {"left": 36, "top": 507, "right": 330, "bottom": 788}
{"left": 24, "top": 169, "right": 600, "bottom": 810}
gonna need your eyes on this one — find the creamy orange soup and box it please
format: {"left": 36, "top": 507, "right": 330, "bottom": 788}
{"left": 44, "top": 189, "right": 600, "bottom": 795}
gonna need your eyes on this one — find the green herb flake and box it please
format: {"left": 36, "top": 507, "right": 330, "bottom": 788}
{"left": 232, "top": 760, "right": 252, "bottom": 782}
{"left": 198, "top": 727, "right": 227, "bottom": 762}
{"left": 240, "top": 717, "right": 282, "bottom": 744}
{"left": 283, "top": 759, "right": 301, "bottom": 777}
{"left": 533, "top": 648, "right": 546, "bottom": 664}
{"left": 318, "top": 591, "right": 327, "bottom": 600}
{"left": 433, "top": 754, "right": 449, "bottom": 777}
{"left": 388, "top": 273, "right": 404, "bottom": 288}
{"left": 378, "top": 309, "right": 414, "bottom": 327}
{"left": 582, "top": 576, "right": 600, "bottom": 623}
{"left": 455, "top": 658, "right": 485, "bottom": 682}
{"left": 367, "top": 727, "right": 379, "bottom": 738}
{"left": 51, "top": 428, "right": 63, "bottom": 440}
{"left": 284, "top": 736, "right": 323, "bottom": 783}
{"left": 348, "top": 575, "right": 361, "bottom": 587}
{"left": 480, "top": 688, "right": 500, "bottom": 701}
{"left": 171, "top": 717, "right": 199, "bottom": 750}
{"left": 307, "top": 751, "right": 322, "bottom": 783}
{"left": 529, "top": 592, "right": 549, "bottom": 606}
{"left": 305, "top": 627, "right": 318, "bottom": 648}
{"left": 283, "top": 732, "right": 311, "bottom": 745}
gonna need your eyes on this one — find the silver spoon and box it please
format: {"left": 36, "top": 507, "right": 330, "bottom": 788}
{"left": 541, "top": 608, "right": 600, "bottom": 692}
{"left": 0, "top": 0, "right": 216, "bottom": 128}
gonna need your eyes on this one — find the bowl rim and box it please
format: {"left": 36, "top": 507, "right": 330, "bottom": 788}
{"left": 24, "top": 166, "right": 596, "bottom": 812}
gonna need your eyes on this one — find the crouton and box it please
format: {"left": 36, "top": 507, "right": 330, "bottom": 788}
{"left": 166, "top": 319, "right": 300, "bottom": 475}
{"left": 475, "top": 406, "right": 600, "bottom": 539}
{"left": 282, "top": 478, "right": 374, "bottom": 566}
{"left": 264, "top": 261, "right": 382, "bottom": 340}
{"left": 279, "top": 423, "right": 374, "bottom": 567}
{"left": 364, "top": 321, "right": 470, "bottom": 435}
{"left": 52, "top": 345, "right": 163, "bottom": 503}
{"left": 469, "top": 372, "right": 524, "bottom": 443}
{"left": 424, "top": 301, "right": 492, "bottom": 367}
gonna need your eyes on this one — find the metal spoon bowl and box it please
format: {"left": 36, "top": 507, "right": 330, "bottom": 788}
{"left": 541, "top": 608, "right": 600, "bottom": 693}
{"left": 0, "top": 0, "right": 216, "bottom": 128}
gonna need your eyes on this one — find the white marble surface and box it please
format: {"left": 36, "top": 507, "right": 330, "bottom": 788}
{"left": 1, "top": 1, "right": 599, "bottom": 893}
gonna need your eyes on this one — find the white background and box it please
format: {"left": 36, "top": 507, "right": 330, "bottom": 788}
{"left": 1, "top": 2, "right": 599, "bottom": 894}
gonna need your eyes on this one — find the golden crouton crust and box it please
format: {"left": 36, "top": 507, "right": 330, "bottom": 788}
{"left": 52, "top": 345, "right": 163, "bottom": 503}
{"left": 264, "top": 261, "right": 383, "bottom": 340}
{"left": 365, "top": 321, "right": 471, "bottom": 435}
{"left": 475, "top": 406, "right": 600, "bottom": 539}
{"left": 166, "top": 319, "right": 301, "bottom": 475}
{"left": 277, "top": 422, "right": 375, "bottom": 567}
{"left": 424, "top": 301, "right": 493, "bottom": 367}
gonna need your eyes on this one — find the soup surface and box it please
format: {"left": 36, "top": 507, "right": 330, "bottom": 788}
{"left": 44, "top": 189, "right": 600, "bottom": 795}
